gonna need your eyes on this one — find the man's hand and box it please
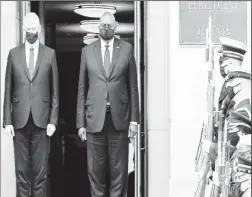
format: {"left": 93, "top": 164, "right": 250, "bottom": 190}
{"left": 78, "top": 127, "right": 86, "bottom": 141}
{"left": 128, "top": 122, "right": 138, "bottom": 139}
{"left": 4, "top": 125, "right": 15, "bottom": 137}
{"left": 212, "top": 171, "right": 220, "bottom": 186}
{"left": 237, "top": 133, "right": 251, "bottom": 148}
{"left": 47, "top": 124, "right": 56, "bottom": 137}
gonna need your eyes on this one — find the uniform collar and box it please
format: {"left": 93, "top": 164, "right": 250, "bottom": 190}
{"left": 225, "top": 70, "right": 251, "bottom": 82}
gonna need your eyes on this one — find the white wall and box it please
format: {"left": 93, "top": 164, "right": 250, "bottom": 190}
{"left": 168, "top": 1, "right": 251, "bottom": 197}
{"left": 243, "top": 1, "right": 251, "bottom": 73}
{"left": 1, "top": 1, "right": 20, "bottom": 197}
{"left": 146, "top": 1, "right": 251, "bottom": 197}
{"left": 147, "top": 2, "right": 171, "bottom": 197}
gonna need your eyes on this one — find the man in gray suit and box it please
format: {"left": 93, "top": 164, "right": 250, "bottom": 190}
{"left": 76, "top": 12, "right": 139, "bottom": 197}
{"left": 3, "top": 12, "right": 59, "bottom": 197}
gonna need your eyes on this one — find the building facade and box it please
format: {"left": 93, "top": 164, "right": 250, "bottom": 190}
{"left": 1, "top": 1, "right": 251, "bottom": 197}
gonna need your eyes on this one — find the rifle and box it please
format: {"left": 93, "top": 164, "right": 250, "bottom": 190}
{"left": 194, "top": 16, "right": 216, "bottom": 197}
{"left": 210, "top": 110, "right": 231, "bottom": 197}
{"left": 195, "top": 123, "right": 207, "bottom": 173}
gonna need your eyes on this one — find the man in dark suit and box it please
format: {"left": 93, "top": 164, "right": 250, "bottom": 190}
{"left": 76, "top": 12, "right": 139, "bottom": 197}
{"left": 3, "top": 12, "right": 59, "bottom": 197}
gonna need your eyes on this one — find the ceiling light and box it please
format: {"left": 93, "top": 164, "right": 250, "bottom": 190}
{"left": 74, "top": 4, "right": 116, "bottom": 18}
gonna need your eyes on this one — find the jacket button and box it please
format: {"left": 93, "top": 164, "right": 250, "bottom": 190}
{"left": 30, "top": 83, "right": 32, "bottom": 86}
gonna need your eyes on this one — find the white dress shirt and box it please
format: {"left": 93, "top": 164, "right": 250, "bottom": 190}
{"left": 100, "top": 37, "right": 138, "bottom": 126}
{"left": 25, "top": 40, "right": 39, "bottom": 69}
{"left": 100, "top": 37, "right": 114, "bottom": 66}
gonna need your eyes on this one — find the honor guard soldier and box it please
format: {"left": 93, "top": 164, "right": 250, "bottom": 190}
{"left": 202, "top": 37, "right": 251, "bottom": 197}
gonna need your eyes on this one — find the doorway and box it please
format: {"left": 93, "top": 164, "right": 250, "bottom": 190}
{"left": 30, "top": 1, "right": 146, "bottom": 197}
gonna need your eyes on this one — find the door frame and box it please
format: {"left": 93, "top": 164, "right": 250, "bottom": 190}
{"left": 23, "top": 1, "right": 148, "bottom": 197}
{"left": 134, "top": 2, "right": 148, "bottom": 197}
{"left": 134, "top": 2, "right": 141, "bottom": 197}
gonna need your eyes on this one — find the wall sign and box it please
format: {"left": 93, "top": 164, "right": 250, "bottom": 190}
{"left": 179, "top": 1, "right": 247, "bottom": 45}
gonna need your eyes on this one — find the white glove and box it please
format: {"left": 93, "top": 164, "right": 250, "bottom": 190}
{"left": 202, "top": 139, "right": 212, "bottom": 153}
{"left": 237, "top": 133, "right": 251, "bottom": 148}
{"left": 4, "top": 125, "right": 15, "bottom": 137}
{"left": 212, "top": 171, "right": 220, "bottom": 186}
{"left": 78, "top": 127, "right": 87, "bottom": 141}
{"left": 47, "top": 124, "right": 56, "bottom": 137}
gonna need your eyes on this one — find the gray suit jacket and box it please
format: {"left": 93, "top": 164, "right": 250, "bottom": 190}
{"left": 76, "top": 38, "right": 139, "bottom": 133}
{"left": 3, "top": 43, "right": 59, "bottom": 129}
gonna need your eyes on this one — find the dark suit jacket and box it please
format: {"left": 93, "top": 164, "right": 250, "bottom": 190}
{"left": 76, "top": 38, "right": 139, "bottom": 133}
{"left": 3, "top": 43, "right": 59, "bottom": 129}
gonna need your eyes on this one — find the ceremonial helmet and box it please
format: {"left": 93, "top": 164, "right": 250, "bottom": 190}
{"left": 218, "top": 37, "right": 247, "bottom": 64}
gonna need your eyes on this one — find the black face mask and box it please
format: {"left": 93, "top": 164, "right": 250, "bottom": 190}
{"left": 26, "top": 32, "right": 38, "bottom": 44}
{"left": 100, "top": 28, "right": 114, "bottom": 41}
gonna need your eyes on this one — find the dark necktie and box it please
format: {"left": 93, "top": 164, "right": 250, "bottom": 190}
{"left": 28, "top": 47, "right": 34, "bottom": 79}
{"left": 104, "top": 44, "right": 111, "bottom": 102}
{"left": 104, "top": 44, "right": 110, "bottom": 77}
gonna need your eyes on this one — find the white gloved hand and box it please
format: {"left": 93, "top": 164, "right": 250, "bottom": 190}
{"left": 47, "top": 124, "right": 56, "bottom": 137}
{"left": 212, "top": 171, "right": 220, "bottom": 186}
{"left": 237, "top": 133, "right": 251, "bottom": 148}
{"left": 202, "top": 139, "right": 212, "bottom": 153}
{"left": 78, "top": 127, "right": 87, "bottom": 141}
{"left": 4, "top": 125, "right": 15, "bottom": 137}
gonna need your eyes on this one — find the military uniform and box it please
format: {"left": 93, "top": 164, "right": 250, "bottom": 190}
{"left": 203, "top": 37, "right": 251, "bottom": 197}
{"left": 222, "top": 71, "right": 251, "bottom": 197}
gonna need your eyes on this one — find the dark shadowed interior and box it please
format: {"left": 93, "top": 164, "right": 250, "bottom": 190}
{"left": 31, "top": 1, "right": 142, "bottom": 197}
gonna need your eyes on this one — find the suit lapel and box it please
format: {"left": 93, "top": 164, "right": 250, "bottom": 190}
{"left": 93, "top": 39, "right": 107, "bottom": 79}
{"left": 20, "top": 44, "right": 31, "bottom": 81}
{"left": 108, "top": 38, "right": 121, "bottom": 79}
{"left": 32, "top": 43, "right": 45, "bottom": 81}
